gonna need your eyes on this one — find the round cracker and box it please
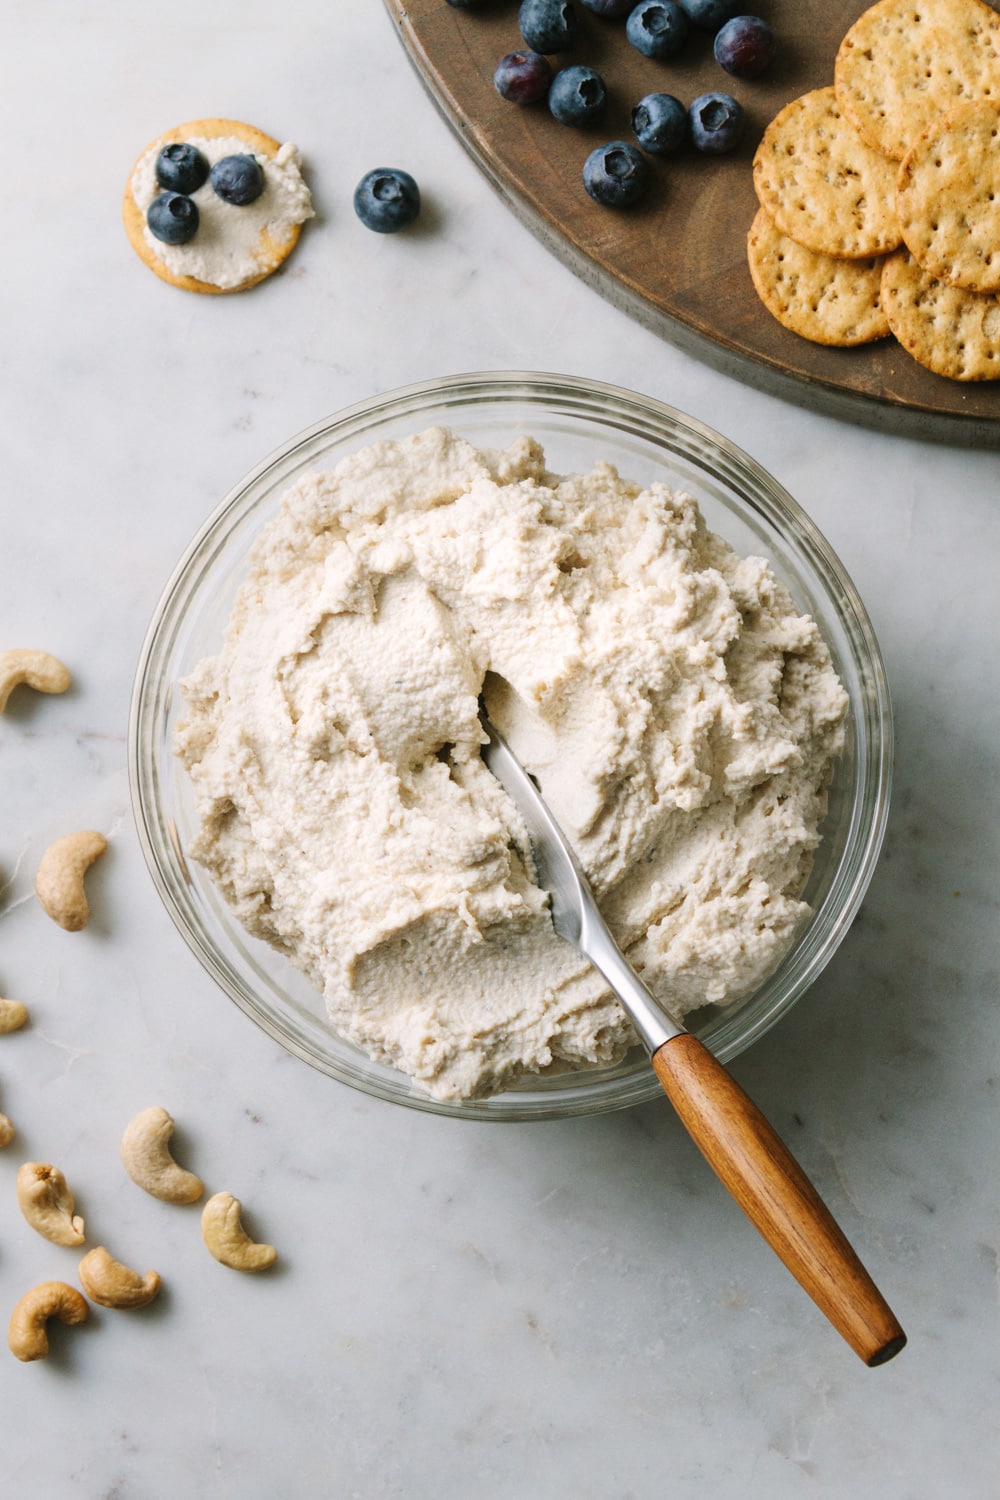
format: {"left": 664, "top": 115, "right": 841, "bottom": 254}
{"left": 896, "top": 100, "right": 1000, "bottom": 293}
{"left": 122, "top": 117, "right": 306, "bottom": 294}
{"left": 881, "top": 247, "right": 1000, "bottom": 379}
{"left": 835, "top": 0, "right": 1000, "bottom": 161}
{"left": 752, "top": 88, "right": 901, "bottom": 259}
{"left": 747, "top": 206, "right": 890, "bottom": 346}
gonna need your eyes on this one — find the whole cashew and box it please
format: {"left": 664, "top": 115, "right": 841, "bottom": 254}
{"left": 120, "top": 1107, "right": 203, "bottom": 1204}
{"left": 0, "top": 1111, "right": 13, "bottom": 1148}
{"left": 78, "top": 1247, "right": 161, "bottom": 1310}
{"left": 35, "top": 830, "right": 108, "bottom": 932}
{"left": 15, "top": 1161, "right": 86, "bottom": 1245}
{"left": 8, "top": 1281, "right": 88, "bottom": 1361}
{"left": 0, "top": 996, "right": 28, "bottom": 1033}
{"left": 0, "top": 650, "right": 71, "bottom": 714}
{"left": 201, "top": 1192, "right": 277, "bottom": 1273}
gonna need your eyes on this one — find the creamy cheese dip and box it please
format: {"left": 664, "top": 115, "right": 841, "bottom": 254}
{"left": 176, "top": 429, "right": 847, "bottom": 1100}
{"left": 131, "top": 136, "right": 313, "bottom": 290}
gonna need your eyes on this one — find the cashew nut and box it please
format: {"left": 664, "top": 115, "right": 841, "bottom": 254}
{"left": 8, "top": 1281, "right": 88, "bottom": 1361}
{"left": 35, "top": 830, "right": 108, "bottom": 932}
{"left": 0, "top": 996, "right": 28, "bottom": 1033}
{"left": 201, "top": 1192, "right": 277, "bottom": 1273}
{"left": 16, "top": 1161, "right": 86, "bottom": 1245}
{"left": 0, "top": 649, "right": 71, "bottom": 714}
{"left": 120, "top": 1106, "right": 203, "bottom": 1204}
{"left": 0, "top": 1060, "right": 17, "bottom": 1144}
{"left": 0, "top": 1078, "right": 14, "bottom": 1147}
{"left": 78, "top": 1246, "right": 161, "bottom": 1309}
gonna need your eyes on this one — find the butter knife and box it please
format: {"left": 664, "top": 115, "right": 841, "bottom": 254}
{"left": 480, "top": 711, "right": 906, "bottom": 1366}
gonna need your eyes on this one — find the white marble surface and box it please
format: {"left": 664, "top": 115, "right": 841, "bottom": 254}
{"left": 1, "top": 2, "right": 998, "bottom": 1494}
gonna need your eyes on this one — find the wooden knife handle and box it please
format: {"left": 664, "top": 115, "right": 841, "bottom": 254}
{"left": 652, "top": 1032, "right": 906, "bottom": 1366}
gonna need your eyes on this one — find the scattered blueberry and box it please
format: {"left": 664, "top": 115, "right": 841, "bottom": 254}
{"left": 519, "top": 0, "right": 577, "bottom": 52}
{"left": 146, "top": 191, "right": 199, "bottom": 245}
{"left": 688, "top": 91, "right": 744, "bottom": 152}
{"left": 631, "top": 92, "right": 687, "bottom": 155}
{"left": 714, "top": 14, "right": 775, "bottom": 77}
{"left": 549, "top": 65, "right": 607, "bottom": 126}
{"left": 210, "top": 154, "right": 264, "bottom": 206}
{"left": 579, "top": 0, "right": 634, "bottom": 14}
{"left": 494, "top": 49, "right": 554, "bottom": 102}
{"left": 353, "top": 168, "right": 421, "bottom": 233}
{"left": 155, "top": 143, "right": 208, "bottom": 195}
{"left": 625, "top": 0, "right": 688, "bottom": 59}
{"left": 677, "top": 0, "right": 741, "bottom": 26}
{"left": 446, "top": 0, "right": 492, "bottom": 6}
{"left": 582, "top": 141, "right": 650, "bottom": 206}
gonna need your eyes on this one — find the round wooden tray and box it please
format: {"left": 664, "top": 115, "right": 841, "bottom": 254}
{"left": 385, "top": 0, "right": 1000, "bottom": 446}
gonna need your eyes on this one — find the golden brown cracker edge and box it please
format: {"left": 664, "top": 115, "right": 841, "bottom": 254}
{"left": 122, "top": 117, "right": 302, "bottom": 295}
{"left": 896, "top": 99, "right": 1000, "bottom": 295}
{"left": 747, "top": 206, "right": 890, "bottom": 347}
{"left": 881, "top": 248, "right": 1000, "bottom": 379}
{"left": 752, "top": 87, "right": 901, "bottom": 260}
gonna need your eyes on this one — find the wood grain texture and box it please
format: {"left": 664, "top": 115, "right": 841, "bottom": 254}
{"left": 385, "top": 0, "right": 1000, "bottom": 444}
{"left": 653, "top": 1033, "right": 906, "bottom": 1365}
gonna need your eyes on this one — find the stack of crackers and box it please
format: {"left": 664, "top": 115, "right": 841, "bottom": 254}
{"left": 747, "top": 0, "right": 1000, "bottom": 381}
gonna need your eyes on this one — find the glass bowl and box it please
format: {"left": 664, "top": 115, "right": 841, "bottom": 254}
{"left": 129, "top": 371, "right": 891, "bottom": 1121}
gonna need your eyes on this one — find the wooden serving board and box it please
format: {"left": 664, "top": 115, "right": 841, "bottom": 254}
{"left": 385, "top": 0, "right": 1000, "bottom": 445}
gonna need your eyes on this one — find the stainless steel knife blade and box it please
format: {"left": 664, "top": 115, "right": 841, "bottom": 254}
{"left": 479, "top": 709, "right": 682, "bottom": 1056}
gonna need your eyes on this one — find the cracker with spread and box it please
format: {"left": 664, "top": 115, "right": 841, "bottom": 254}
{"left": 123, "top": 117, "right": 313, "bottom": 294}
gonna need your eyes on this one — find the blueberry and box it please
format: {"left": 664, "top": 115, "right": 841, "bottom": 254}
{"left": 688, "top": 91, "right": 744, "bottom": 152}
{"left": 353, "top": 168, "right": 421, "bottom": 233}
{"left": 625, "top": 1, "right": 688, "bottom": 59}
{"left": 582, "top": 141, "right": 650, "bottom": 207}
{"left": 146, "top": 191, "right": 199, "bottom": 245}
{"left": 714, "top": 15, "right": 775, "bottom": 77}
{"left": 155, "top": 143, "right": 208, "bottom": 195}
{"left": 494, "top": 50, "right": 554, "bottom": 102}
{"left": 519, "top": 0, "right": 576, "bottom": 52}
{"left": 631, "top": 92, "right": 687, "bottom": 154}
{"left": 677, "top": 0, "right": 740, "bottom": 27}
{"left": 210, "top": 154, "right": 264, "bottom": 206}
{"left": 579, "top": 0, "right": 634, "bottom": 15}
{"left": 549, "top": 65, "right": 607, "bottom": 126}
{"left": 446, "top": 0, "right": 492, "bottom": 6}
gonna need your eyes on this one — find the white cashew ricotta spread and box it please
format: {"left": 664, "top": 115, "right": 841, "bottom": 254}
{"left": 130, "top": 135, "right": 313, "bottom": 290}
{"left": 176, "top": 429, "right": 847, "bottom": 1101}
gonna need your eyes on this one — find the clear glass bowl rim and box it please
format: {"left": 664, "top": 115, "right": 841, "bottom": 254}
{"left": 128, "top": 370, "right": 892, "bottom": 1122}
